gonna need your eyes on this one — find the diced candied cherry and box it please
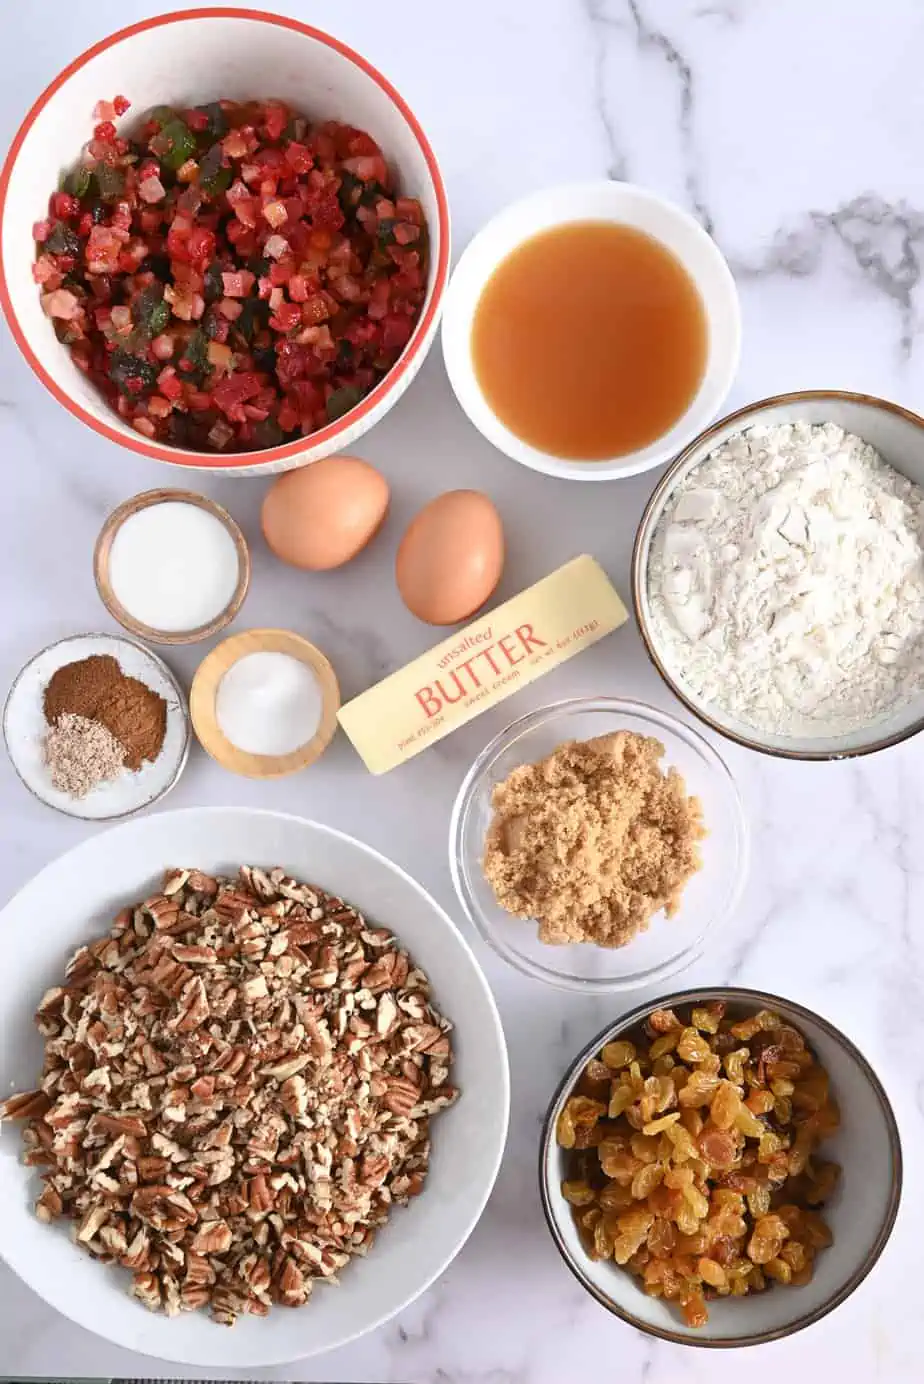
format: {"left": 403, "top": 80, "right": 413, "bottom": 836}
{"left": 50, "top": 191, "right": 80, "bottom": 220}
{"left": 222, "top": 130, "right": 249, "bottom": 159}
{"left": 262, "top": 200, "right": 288, "bottom": 229}
{"left": 152, "top": 334, "right": 175, "bottom": 361}
{"left": 262, "top": 101, "right": 288, "bottom": 141}
{"left": 269, "top": 300, "right": 301, "bottom": 332}
{"left": 284, "top": 141, "right": 313, "bottom": 173}
{"left": 221, "top": 270, "right": 255, "bottom": 298}
{"left": 341, "top": 153, "right": 388, "bottom": 184}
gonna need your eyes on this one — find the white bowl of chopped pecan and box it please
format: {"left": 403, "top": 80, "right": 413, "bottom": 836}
{"left": 539, "top": 988, "right": 902, "bottom": 1347}
{"left": 0, "top": 807, "right": 508, "bottom": 1366}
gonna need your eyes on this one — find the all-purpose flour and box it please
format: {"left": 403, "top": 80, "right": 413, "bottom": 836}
{"left": 648, "top": 420, "right": 924, "bottom": 736}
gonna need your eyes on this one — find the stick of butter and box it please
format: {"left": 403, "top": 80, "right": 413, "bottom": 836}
{"left": 338, "top": 555, "right": 627, "bottom": 773}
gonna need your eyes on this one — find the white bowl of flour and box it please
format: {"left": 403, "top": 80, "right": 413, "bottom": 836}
{"left": 633, "top": 390, "right": 924, "bottom": 759}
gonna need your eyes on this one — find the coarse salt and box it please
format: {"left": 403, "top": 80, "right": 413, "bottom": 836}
{"left": 216, "top": 652, "right": 323, "bottom": 757}
{"left": 108, "top": 501, "right": 241, "bottom": 633}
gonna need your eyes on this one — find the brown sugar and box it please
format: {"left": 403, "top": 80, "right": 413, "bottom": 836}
{"left": 482, "top": 732, "right": 705, "bottom": 947}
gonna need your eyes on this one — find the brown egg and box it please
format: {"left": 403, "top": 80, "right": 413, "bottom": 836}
{"left": 396, "top": 490, "right": 505, "bottom": 625}
{"left": 261, "top": 456, "right": 390, "bottom": 571}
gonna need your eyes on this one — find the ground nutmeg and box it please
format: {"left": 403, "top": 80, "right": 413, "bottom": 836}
{"left": 43, "top": 653, "right": 167, "bottom": 771}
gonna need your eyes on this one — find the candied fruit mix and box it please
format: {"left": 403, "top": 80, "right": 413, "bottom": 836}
{"left": 557, "top": 1002, "right": 840, "bottom": 1328}
{"left": 33, "top": 96, "right": 429, "bottom": 453}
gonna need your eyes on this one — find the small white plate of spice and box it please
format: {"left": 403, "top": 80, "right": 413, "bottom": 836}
{"left": 3, "top": 632, "right": 190, "bottom": 819}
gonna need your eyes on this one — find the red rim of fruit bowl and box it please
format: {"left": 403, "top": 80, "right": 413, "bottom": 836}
{"left": 0, "top": 7, "right": 451, "bottom": 471}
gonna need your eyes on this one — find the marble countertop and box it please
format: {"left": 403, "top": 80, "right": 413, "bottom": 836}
{"left": 2, "top": 0, "right": 923, "bottom": 1379}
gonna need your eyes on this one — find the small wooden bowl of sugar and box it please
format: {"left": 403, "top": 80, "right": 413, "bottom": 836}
{"left": 189, "top": 629, "right": 340, "bottom": 779}
{"left": 94, "top": 489, "right": 250, "bottom": 645}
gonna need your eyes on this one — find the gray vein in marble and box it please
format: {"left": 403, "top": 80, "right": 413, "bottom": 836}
{"left": 723, "top": 887, "right": 800, "bottom": 981}
{"left": 434, "top": 1372, "right": 527, "bottom": 1384}
{"left": 734, "top": 194, "right": 924, "bottom": 358}
{"left": 694, "top": 2, "right": 739, "bottom": 21}
{"left": 581, "top": 0, "right": 714, "bottom": 231}
{"left": 299, "top": 605, "right": 394, "bottom": 690}
{"left": 581, "top": 0, "right": 629, "bottom": 179}
{"left": 624, "top": 0, "right": 714, "bottom": 234}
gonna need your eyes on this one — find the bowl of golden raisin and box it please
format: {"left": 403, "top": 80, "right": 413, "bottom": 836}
{"left": 539, "top": 988, "right": 902, "bottom": 1346}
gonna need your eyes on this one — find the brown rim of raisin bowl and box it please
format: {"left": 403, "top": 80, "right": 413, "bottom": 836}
{"left": 538, "top": 987, "right": 903, "bottom": 1348}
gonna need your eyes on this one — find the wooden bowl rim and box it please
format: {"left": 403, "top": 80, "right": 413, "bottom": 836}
{"left": 94, "top": 488, "right": 251, "bottom": 646}
{"left": 189, "top": 628, "right": 340, "bottom": 779}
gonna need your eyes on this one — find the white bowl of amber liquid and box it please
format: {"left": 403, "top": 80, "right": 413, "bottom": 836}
{"left": 441, "top": 182, "right": 740, "bottom": 480}
{"left": 539, "top": 988, "right": 902, "bottom": 1347}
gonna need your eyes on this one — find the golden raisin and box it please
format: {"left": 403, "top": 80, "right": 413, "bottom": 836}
{"left": 680, "top": 1287, "right": 709, "bottom": 1328}
{"left": 679, "top": 1071, "right": 719, "bottom": 1108}
{"left": 676, "top": 1027, "right": 712, "bottom": 1064}
{"left": 805, "top": 1159, "right": 840, "bottom": 1206}
{"left": 602, "top": 1040, "right": 637, "bottom": 1070}
{"left": 691, "top": 1002, "right": 725, "bottom": 1034}
{"left": 556, "top": 1107, "right": 576, "bottom": 1149}
{"left": 648, "top": 1008, "right": 682, "bottom": 1034}
{"left": 746, "top": 1088, "right": 776, "bottom": 1115}
{"left": 643, "top": 1111, "right": 681, "bottom": 1136}
{"left": 697, "top": 1256, "right": 727, "bottom": 1288}
{"left": 647, "top": 1218, "right": 677, "bottom": 1257}
{"left": 608, "top": 1083, "right": 635, "bottom": 1119}
{"left": 599, "top": 1180, "right": 634, "bottom": 1213}
{"left": 592, "top": 1215, "right": 614, "bottom": 1260}
{"left": 764, "top": 1257, "right": 792, "bottom": 1284}
{"left": 560, "top": 1002, "right": 838, "bottom": 1331}
{"left": 631, "top": 1163, "right": 664, "bottom": 1200}
{"left": 698, "top": 1127, "right": 737, "bottom": 1169}
{"left": 710, "top": 1081, "right": 742, "bottom": 1130}
{"left": 561, "top": 1179, "right": 597, "bottom": 1207}
{"left": 746, "top": 1183, "right": 771, "bottom": 1217}
{"left": 649, "top": 1032, "right": 680, "bottom": 1061}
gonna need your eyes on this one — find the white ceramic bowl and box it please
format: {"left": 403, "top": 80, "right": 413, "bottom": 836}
{"left": 633, "top": 390, "right": 924, "bottom": 759}
{"left": 450, "top": 698, "right": 748, "bottom": 994}
{"left": 441, "top": 182, "right": 740, "bottom": 480}
{"left": 540, "top": 988, "right": 902, "bottom": 1347}
{"left": 0, "top": 10, "right": 449, "bottom": 476}
{"left": 0, "top": 808, "right": 509, "bottom": 1366}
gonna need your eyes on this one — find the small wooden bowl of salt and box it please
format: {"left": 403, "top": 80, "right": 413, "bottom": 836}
{"left": 94, "top": 489, "right": 250, "bottom": 645}
{"left": 190, "top": 629, "right": 340, "bottom": 779}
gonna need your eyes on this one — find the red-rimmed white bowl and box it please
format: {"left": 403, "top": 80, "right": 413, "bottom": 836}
{"left": 0, "top": 8, "right": 450, "bottom": 475}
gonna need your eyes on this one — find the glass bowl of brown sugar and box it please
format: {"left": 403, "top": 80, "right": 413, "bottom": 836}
{"left": 3, "top": 632, "right": 190, "bottom": 820}
{"left": 449, "top": 697, "right": 748, "bottom": 993}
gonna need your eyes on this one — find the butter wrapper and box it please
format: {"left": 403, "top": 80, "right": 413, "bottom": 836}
{"left": 338, "top": 555, "right": 627, "bottom": 773}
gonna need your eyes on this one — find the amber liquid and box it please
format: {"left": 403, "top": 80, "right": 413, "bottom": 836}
{"left": 471, "top": 221, "right": 708, "bottom": 461}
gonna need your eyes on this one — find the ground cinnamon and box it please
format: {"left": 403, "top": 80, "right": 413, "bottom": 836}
{"left": 43, "top": 653, "right": 167, "bottom": 771}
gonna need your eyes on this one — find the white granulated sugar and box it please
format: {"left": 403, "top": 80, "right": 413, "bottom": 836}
{"left": 109, "top": 501, "right": 240, "bottom": 634}
{"left": 648, "top": 420, "right": 924, "bottom": 736}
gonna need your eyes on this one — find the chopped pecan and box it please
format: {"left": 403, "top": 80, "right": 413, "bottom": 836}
{"left": 0, "top": 1089, "right": 51, "bottom": 1121}
{"left": 3, "top": 866, "right": 456, "bottom": 1326}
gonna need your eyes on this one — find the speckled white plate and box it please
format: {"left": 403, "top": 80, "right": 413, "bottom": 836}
{"left": 3, "top": 632, "right": 190, "bottom": 819}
